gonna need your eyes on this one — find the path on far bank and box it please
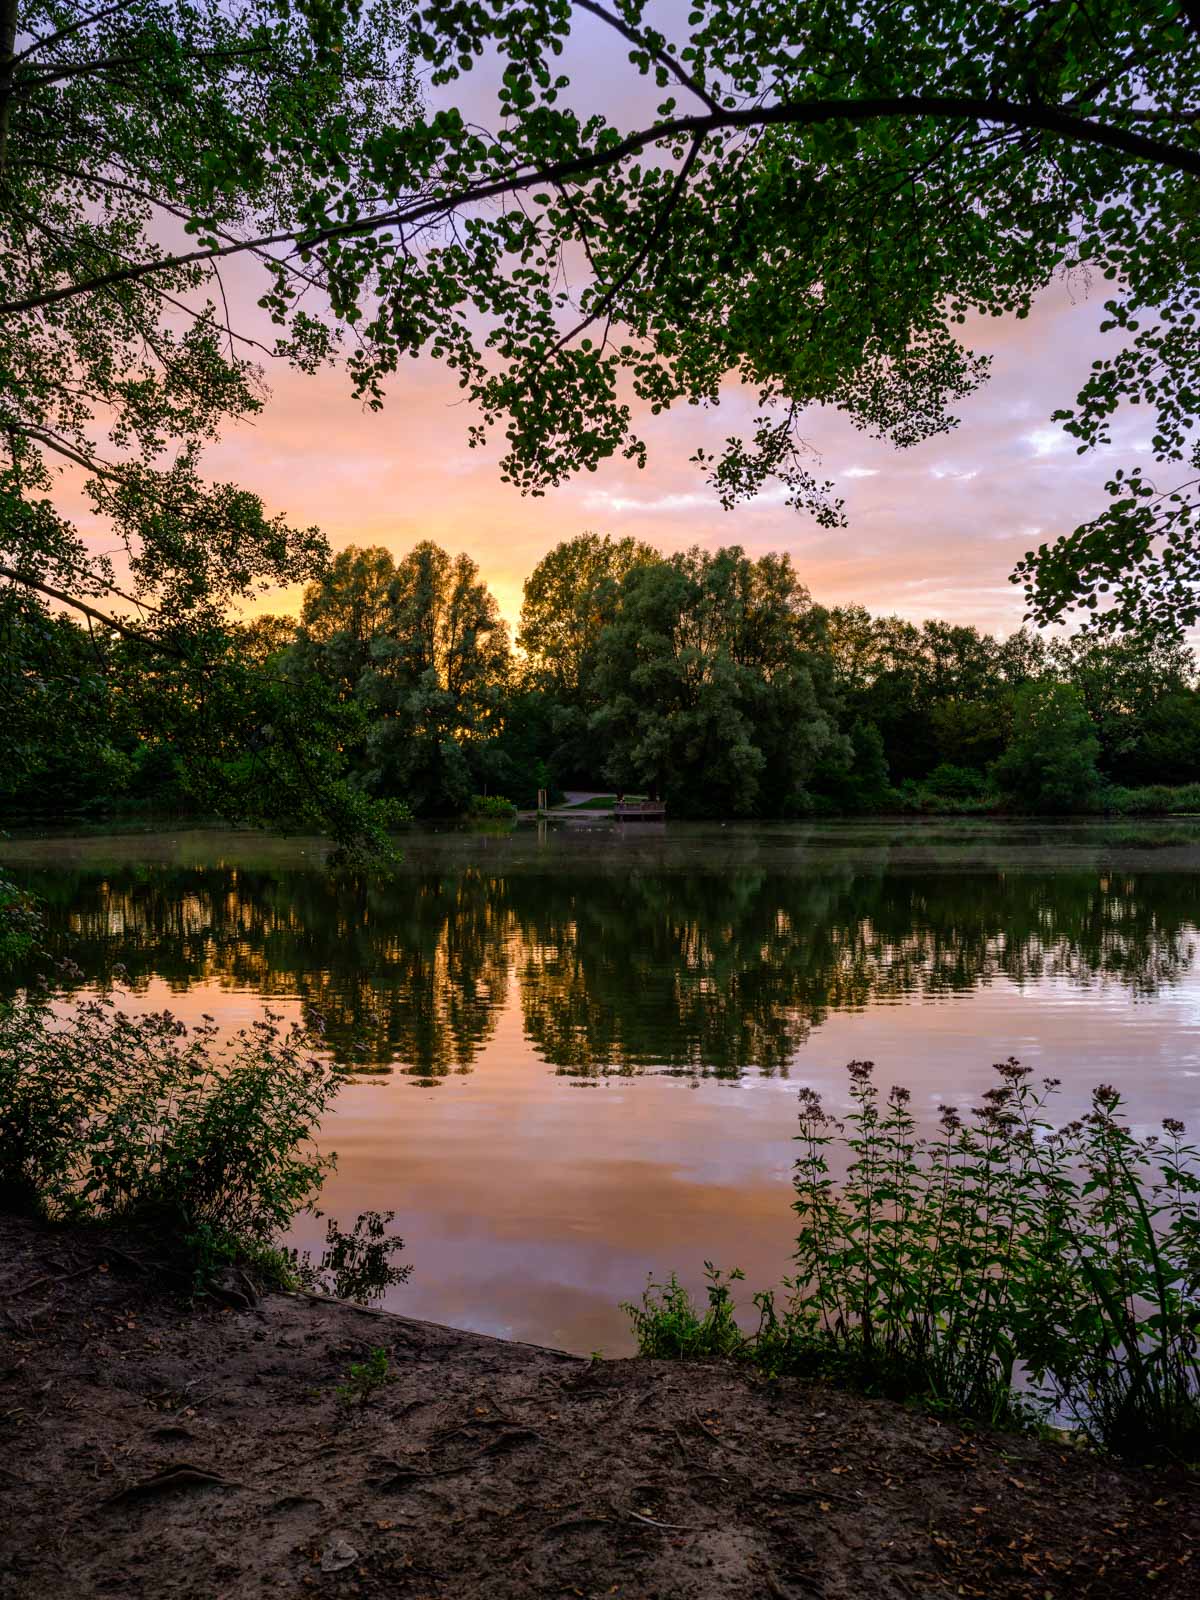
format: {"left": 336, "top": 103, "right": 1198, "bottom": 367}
{"left": 1, "top": 1213, "right": 1195, "bottom": 1600}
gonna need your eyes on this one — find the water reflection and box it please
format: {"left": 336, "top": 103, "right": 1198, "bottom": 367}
{"left": 11, "top": 851, "right": 1198, "bottom": 1082}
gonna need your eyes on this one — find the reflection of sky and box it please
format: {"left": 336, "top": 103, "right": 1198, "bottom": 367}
{"left": 10, "top": 821, "right": 1200, "bottom": 1354}
{"left": 52, "top": 924, "right": 1200, "bottom": 1358}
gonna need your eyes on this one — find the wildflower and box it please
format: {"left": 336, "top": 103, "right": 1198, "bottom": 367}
{"left": 995, "top": 1058, "right": 1031, "bottom": 1083}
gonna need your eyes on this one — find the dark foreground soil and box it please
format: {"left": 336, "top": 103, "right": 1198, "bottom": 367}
{"left": 1, "top": 1214, "right": 1196, "bottom": 1600}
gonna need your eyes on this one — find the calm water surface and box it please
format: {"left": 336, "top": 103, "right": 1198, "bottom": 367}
{"left": 5, "top": 819, "right": 1200, "bottom": 1353}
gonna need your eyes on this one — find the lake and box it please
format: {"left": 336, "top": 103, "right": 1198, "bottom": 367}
{"left": 4, "top": 818, "right": 1200, "bottom": 1354}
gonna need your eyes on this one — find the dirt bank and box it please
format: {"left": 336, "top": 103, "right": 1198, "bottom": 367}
{"left": 1, "top": 1213, "right": 1195, "bottom": 1599}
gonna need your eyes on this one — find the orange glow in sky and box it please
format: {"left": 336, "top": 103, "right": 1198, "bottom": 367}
{"left": 202, "top": 285, "right": 1140, "bottom": 641}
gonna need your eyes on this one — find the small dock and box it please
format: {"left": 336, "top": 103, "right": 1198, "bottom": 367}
{"left": 614, "top": 799, "right": 666, "bottom": 820}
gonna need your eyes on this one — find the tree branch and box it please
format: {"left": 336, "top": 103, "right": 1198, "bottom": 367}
{"left": 13, "top": 2, "right": 133, "bottom": 64}
{"left": 4, "top": 92, "right": 1199, "bottom": 318}
{"left": 11, "top": 42, "right": 270, "bottom": 95}
{"left": 548, "top": 134, "right": 703, "bottom": 360}
{"left": 5, "top": 421, "right": 122, "bottom": 480}
{"left": 0, "top": 565, "right": 177, "bottom": 653}
{"left": 10, "top": 154, "right": 322, "bottom": 332}
{"left": 574, "top": 1, "right": 720, "bottom": 112}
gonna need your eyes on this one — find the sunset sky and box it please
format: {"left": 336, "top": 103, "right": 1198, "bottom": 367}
{"left": 205, "top": 279, "right": 1142, "bottom": 642}
{"left": 68, "top": 7, "right": 1152, "bottom": 646}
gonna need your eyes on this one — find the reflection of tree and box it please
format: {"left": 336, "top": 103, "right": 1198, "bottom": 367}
{"left": 15, "top": 866, "right": 511, "bottom": 1083}
{"left": 512, "top": 873, "right": 821, "bottom": 1078}
{"left": 291, "top": 872, "right": 511, "bottom": 1082}
{"left": 8, "top": 859, "right": 1198, "bottom": 1083}
{"left": 514, "top": 869, "right": 1199, "bottom": 1077}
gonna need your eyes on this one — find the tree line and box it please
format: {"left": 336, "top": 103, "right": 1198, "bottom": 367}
{"left": 5, "top": 532, "right": 1199, "bottom": 824}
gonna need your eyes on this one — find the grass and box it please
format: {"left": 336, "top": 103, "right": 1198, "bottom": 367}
{"left": 1102, "top": 783, "right": 1200, "bottom": 816}
{"left": 625, "top": 1061, "right": 1200, "bottom": 1467}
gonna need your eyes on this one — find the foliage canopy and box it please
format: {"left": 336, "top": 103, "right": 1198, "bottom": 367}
{"left": 4, "top": 0, "right": 1200, "bottom": 655}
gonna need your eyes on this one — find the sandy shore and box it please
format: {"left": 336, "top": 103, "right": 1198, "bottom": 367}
{"left": 1, "top": 1212, "right": 1195, "bottom": 1599}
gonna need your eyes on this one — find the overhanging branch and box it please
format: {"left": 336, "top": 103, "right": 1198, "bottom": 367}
{"left": 3, "top": 92, "right": 1198, "bottom": 319}
{"left": 0, "top": 564, "right": 177, "bottom": 653}
{"left": 574, "top": 1, "right": 719, "bottom": 113}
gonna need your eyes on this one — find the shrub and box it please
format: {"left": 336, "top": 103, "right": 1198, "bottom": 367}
{"left": 888, "top": 780, "right": 996, "bottom": 816}
{"left": 0, "top": 987, "right": 344, "bottom": 1282}
{"left": 337, "top": 1345, "right": 392, "bottom": 1408}
{"left": 1104, "top": 782, "right": 1200, "bottom": 816}
{"left": 922, "top": 762, "right": 987, "bottom": 800}
{"left": 626, "top": 1061, "right": 1200, "bottom": 1465}
{"left": 992, "top": 682, "right": 1102, "bottom": 812}
{"left": 623, "top": 1264, "right": 747, "bottom": 1361}
{"left": 466, "top": 793, "right": 517, "bottom": 819}
{"left": 0, "top": 871, "right": 41, "bottom": 973}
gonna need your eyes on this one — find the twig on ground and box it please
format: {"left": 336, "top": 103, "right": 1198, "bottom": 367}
{"left": 1, "top": 1264, "right": 95, "bottom": 1300}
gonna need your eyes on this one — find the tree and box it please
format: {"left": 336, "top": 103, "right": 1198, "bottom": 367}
{"left": 298, "top": 547, "right": 403, "bottom": 697}
{"left": 297, "top": 540, "right": 511, "bottom": 815}
{"left": 364, "top": 542, "right": 511, "bottom": 814}
{"left": 1121, "top": 690, "right": 1200, "bottom": 788}
{"left": 8, "top": 6, "right": 1200, "bottom": 638}
{"left": 0, "top": 590, "right": 131, "bottom": 816}
{"left": 826, "top": 608, "right": 1016, "bottom": 781}
{"left": 518, "top": 532, "right": 658, "bottom": 702}
{"left": 810, "top": 716, "right": 891, "bottom": 815}
{"left": 515, "top": 532, "right": 659, "bottom": 785}
{"left": 12, "top": 2, "right": 1199, "bottom": 631}
{"left": 1, "top": 0, "right": 418, "bottom": 840}
{"left": 591, "top": 546, "right": 842, "bottom": 816}
{"left": 992, "top": 682, "right": 1103, "bottom": 813}
{"left": 1046, "top": 629, "right": 1197, "bottom": 780}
